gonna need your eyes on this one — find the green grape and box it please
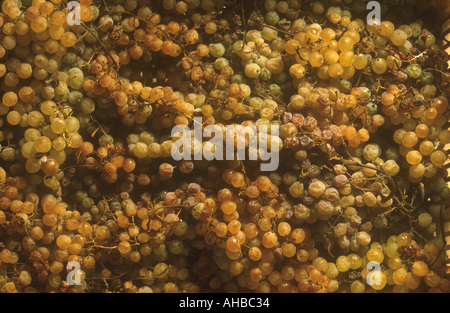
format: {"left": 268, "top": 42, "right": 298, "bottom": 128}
{"left": 21, "top": 141, "right": 36, "bottom": 159}
{"left": 336, "top": 255, "right": 351, "bottom": 272}
{"left": 338, "top": 36, "right": 354, "bottom": 51}
{"left": 42, "top": 125, "right": 58, "bottom": 140}
{"left": 154, "top": 263, "right": 169, "bottom": 279}
{"left": 388, "top": 257, "right": 403, "bottom": 270}
{"left": 385, "top": 242, "right": 400, "bottom": 258}
{"left": 409, "top": 163, "right": 425, "bottom": 178}
{"left": 51, "top": 118, "right": 67, "bottom": 134}
{"left": 419, "top": 72, "right": 434, "bottom": 86}
{"left": 402, "top": 131, "right": 418, "bottom": 148}
{"left": 348, "top": 253, "right": 363, "bottom": 269}
{"left": 362, "top": 143, "right": 381, "bottom": 161}
{"left": 245, "top": 63, "right": 261, "bottom": 78}
{"left": 68, "top": 68, "right": 85, "bottom": 90}
{"left": 309, "top": 51, "right": 324, "bottom": 67}
{"left": 372, "top": 34, "right": 389, "bottom": 47}
{"left": 40, "top": 100, "right": 58, "bottom": 115}
{"left": 350, "top": 280, "right": 366, "bottom": 293}
{"left": 417, "top": 213, "right": 432, "bottom": 228}
{"left": 55, "top": 80, "right": 69, "bottom": 96}
{"left": 409, "top": 22, "right": 422, "bottom": 38}
{"left": 324, "top": 50, "right": 340, "bottom": 65}
{"left": 386, "top": 55, "right": 402, "bottom": 70}
{"left": 368, "top": 271, "right": 387, "bottom": 291}
{"left": 418, "top": 30, "right": 435, "bottom": 48}
{"left": 48, "top": 274, "right": 62, "bottom": 288}
{"left": 24, "top": 128, "right": 41, "bottom": 142}
{"left": 398, "top": 40, "right": 413, "bottom": 56}
{"left": 398, "top": 25, "right": 412, "bottom": 38}
{"left": 341, "top": 65, "right": 356, "bottom": 79}
{"left": 68, "top": 91, "right": 84, "bottom": 105}
{"left": 265, "top": 11, "right": 280, "bottom": 26}
{"left": 133, "top": 142, "right": 149, "bottom": 158}
{"left": 430, "top": 150, "right": 446, "bottom": 166}
{"left": 66, "top": 116, "right": 80, "bottom": 133}
{"left": 52, "top": 136, "right": 67, "bottom": 151}
{"left": 34, "top": 136, "right": 52, "bottom": 153}
{"left": 328, "top": 62, "right": 344, "bottom": 78}
{"left": 209, "top": 43, "right": 225, "bottom": 58}
{"left": 68, "top": 132, "right": 83, "bottom": 149}
{"left": 380, "top": 21, "right": 395, "bottom": 37}
{"left": 80, "top": 98, "right": 96, "bottom": 114}
{"left": 325, "top": 263, "right": 339, "bottom": 278}
{"left": 339, "top": 50, "right": 355, "bottom": 67}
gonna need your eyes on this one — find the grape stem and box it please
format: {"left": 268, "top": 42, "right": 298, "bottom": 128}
{"left": 261, "top": 23, "right": 293, "bottom": 36}
{"left": 87, "top": 244, "right": 117, "bottom": 251}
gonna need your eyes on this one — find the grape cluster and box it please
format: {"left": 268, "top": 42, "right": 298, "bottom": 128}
{"left": 0, "top": 0, "right": 449, "bottom": 293}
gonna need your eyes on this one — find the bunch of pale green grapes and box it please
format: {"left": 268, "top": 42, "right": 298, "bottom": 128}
{"left": 0, "top": 0, "right": 449, "bottom": 294}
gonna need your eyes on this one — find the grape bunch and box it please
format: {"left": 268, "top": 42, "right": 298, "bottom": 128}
{"left": 0, "top": 0, "right": 449, "bottom": 294}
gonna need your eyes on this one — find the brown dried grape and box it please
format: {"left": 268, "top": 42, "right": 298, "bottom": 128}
{"left": 308, "top": 180, "right": 326, "bottom": 197}
{"left": 430, "top": 97, "right": 448, "bottom": 115}
{"left": 255, "top": 176, "right": 272, "bottom": 192}
{"left": 221, "top": 201, "right": 236, "bottom": 215}
{"left": 358, "top": 128, "right": 370, "bottom": 142}
{"left": 430, "top": 151, "right": 446, "bottom": 166}
{"left": 276, "top": 222, "right": 291, "bottom": 237}
{"left": 284, "top": 39, "right": 300, "bottom": 55}
{"left": 78, "top": 221, "right": 93, "bottom": 237}
{"left": 258, "top": 217, "right": 272, "bottom": 232}
{"left": 291, "top": 228, "right": 306, "bottom": 244}
{"left": 2, "top": 91, "right": 18, "bottom": 107}
{"left": 227, "top": 220, "right": 241, "bottom": 234}
{"left": 42, "top": 214, "right": 57, "bottom": 227}
{"left": 214, "top": 222, "right": 227, "bottom": 237}
{"left": 230, "top": 172, "right": 246, "bottom": 188}
{"left": 114, "top": 91, "right": 128, "bottom": 107}
{"left": 243, "top": 223, "right": 258, "bottom": 239}
{"left": 161, "top": 40, "right": 175, "bottom": 55}
{"left": 281, "top": 243, "right": 296, "bottom": 258}
{"left": 249, "top": 247, "right": 262, "bottom": 261}
{"left": 61, "top": 32, "right": 77, "bottom": 47}
{"left": 204, "top": 198, "right": 216, "bottom": 212}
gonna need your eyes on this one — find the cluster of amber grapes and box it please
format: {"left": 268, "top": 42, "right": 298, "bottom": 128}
{"left": 0, "top": 0, "right": 449, "bottom": 294}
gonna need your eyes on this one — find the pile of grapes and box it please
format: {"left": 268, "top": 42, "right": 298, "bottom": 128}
{"left": 0, "top": 0, "right": 449, "bottom": 293}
